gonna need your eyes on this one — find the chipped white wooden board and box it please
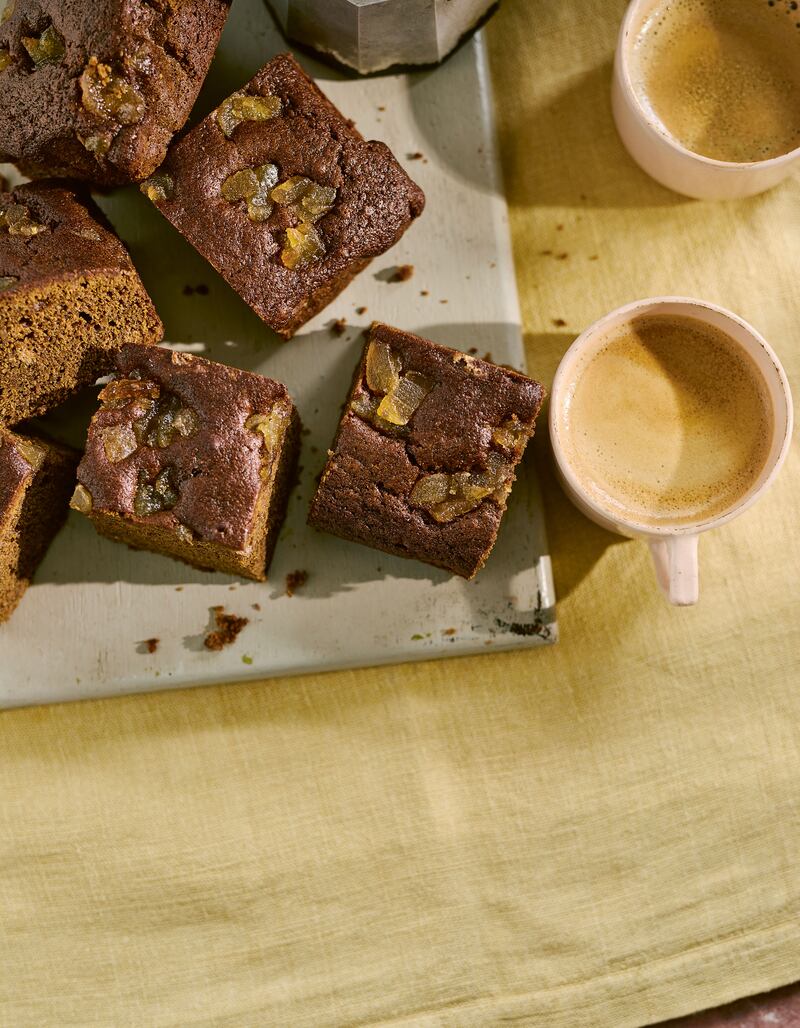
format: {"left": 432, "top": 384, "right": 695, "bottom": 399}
{"left": 0, "top": 0, "right": 557, "bottom": 708}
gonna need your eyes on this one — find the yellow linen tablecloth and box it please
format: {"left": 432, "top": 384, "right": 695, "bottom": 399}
{"left": 2, "top": 1, "right": 800, "bottom": 1025}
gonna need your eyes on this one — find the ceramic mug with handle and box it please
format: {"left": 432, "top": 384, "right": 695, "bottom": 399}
{"left": 612, "top": 0, "right": 800, "bottom": 200}
{"left": 549, "top": 298, "right": 793, "bottom": 606}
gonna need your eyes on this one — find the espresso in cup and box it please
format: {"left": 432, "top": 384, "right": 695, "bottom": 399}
{"left": 557, "top": 315, "right": 774, "bottom": 527}
{"left": 629, "top": 0, "right": 800, "bottom": 163}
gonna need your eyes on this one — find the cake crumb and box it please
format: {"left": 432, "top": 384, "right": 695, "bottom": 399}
{"left": 468, "top": 347, "right": 478, "bottom": 355}
{"left": 589, "top": 254, "right": 599, "bottom": 261}
{"left": 442, "top": 627, "right": 457, "bottom": 636}
{"left": 407, "top": 152, "right": 424, "bottom": 160}
{"left": 540, "top": 250, "right": 553, "bottom": 257}
{"left": 420, "top": 290, "right": 429, "bottom": 297}
{"left": 556, "top": 252, "right": 569, "bottom": 260}
{"left": 439, "top": 299, "right": 448, "bottom": 304}
{"left": 252, "top": 603, "right": 261, "bottom": 612}
{"left": 552, "top": 318, "right": 567, "bottom": 327}
{"left": 378, "top": 105, "right": 386, "bottom": 111}
{"left": 286, "top": 569, "right": 308, "bottom": 597}
{"left": 204, "top": 606, "right": 249, "bottom": 651}
{"left": 483, "top": 351, "right": 494, "bottom": 362}
{"left": 355, "top": 306, "right": 367, "bottom": 315}
{"left": 556, "top": 223, "right": 564, "bottom": 231}
{"left": 331, "top": 318, "right": 347, "bottom": 336}
{"left": 390, "top": 264, "right": 414, "bottom": 283}
{"left": 142, "top": 638, "right": 159, "bottom": 654}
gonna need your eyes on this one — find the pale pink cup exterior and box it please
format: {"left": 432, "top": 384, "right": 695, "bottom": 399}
{"left": 549, "top": 298, "right": 794, "bottom": 606}
{"left": 612, "top": 0, "right": 800, "bottom": 200}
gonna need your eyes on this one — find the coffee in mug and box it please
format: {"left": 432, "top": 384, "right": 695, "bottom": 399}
{"left": 556, "top": 314, "right": 774, "bottom": 527}
{"left": 628, "top": 0, "right": 800, "bottom": 163}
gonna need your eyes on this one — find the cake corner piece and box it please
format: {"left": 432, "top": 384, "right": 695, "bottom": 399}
{"left": 141, "top": 52, "right": 425, "bottom": 339}
{"left": 0, "top": 0, "right": 233, "bottom": 186}
{"left": 0, "top": 181, "right": 162, "bottom": 426}
{"left": 308, "top": 322, "right": 545, "bottom": 579}
{"left": 0, "top": 427, "right": 80, "bottom": 624}
{"left": 72, "top": 344, "right": 300, "bottom": 581}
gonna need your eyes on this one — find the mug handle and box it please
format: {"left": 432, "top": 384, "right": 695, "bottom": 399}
{"left": 648, "top": 536, "right": 699, "bottom": 606}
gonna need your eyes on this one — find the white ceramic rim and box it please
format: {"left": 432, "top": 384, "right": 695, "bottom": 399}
{"left": 617, "top": 0, "right": 800, "bottom": 171}
{"left": 549, "top": 296, "right": 795, "bottom": 538}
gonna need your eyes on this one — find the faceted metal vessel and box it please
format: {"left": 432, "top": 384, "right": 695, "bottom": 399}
{"left": 265, "top": 0, "right": 498, "bottom": 74}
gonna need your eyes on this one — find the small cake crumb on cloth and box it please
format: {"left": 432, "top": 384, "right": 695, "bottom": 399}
{"left": 204, "top": 606, "right": 249, "bottom": 651}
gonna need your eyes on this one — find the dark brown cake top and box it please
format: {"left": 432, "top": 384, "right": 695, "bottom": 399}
{"left": 351, "top": 323, "right": 545, "bottom": 472}
{"left": 0, "top": 181, "right": 143, "bottom": 294}
{"left": 77, "top": 344, "right": 294, "bottom": 551}
{"left": 0, "top": 0, "right": 231, "bottom": 185}
{"left": 309, "top": 325, "right": 545, "bottom": 577}
{"left": 144, "top": 53, "right": 425, "bottom": 332}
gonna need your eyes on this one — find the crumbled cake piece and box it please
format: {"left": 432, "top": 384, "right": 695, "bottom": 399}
{"left": 308, "top": 323, "right": 545, "bottom": 579}
{"left": 141, "top": 53, "right": 425, "bottom": 339}
{"left": 0, "top": 182, "right": 162, "bottom": 425}
{"left": 0, "top": 0, "right": 231, "bottom": 186}
{"left": 204, "top": 606, "right": 248, "bottom": 650}
{"left": 285, "top": 569, "right": 308, "bottom": 596}
{"left": 73, "top": 344, "right": 300, "bottom": 580}
{"left": 0, "top": 427, "right": 79, "bottom": 623}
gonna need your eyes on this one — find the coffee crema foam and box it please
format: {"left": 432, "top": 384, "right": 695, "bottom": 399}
{"left": 558, "top": 315, "right": 774, "bottom": 527}
{"left": 630, "top": 0, "right": 800, "bottom": 163}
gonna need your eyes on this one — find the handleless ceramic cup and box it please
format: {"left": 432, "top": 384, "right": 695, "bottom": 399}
{"left": 612, "top": 0, "right": 800, "bottom": 200}
{"left": 549, "top": 298, "right": 793, "bottom": 606}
